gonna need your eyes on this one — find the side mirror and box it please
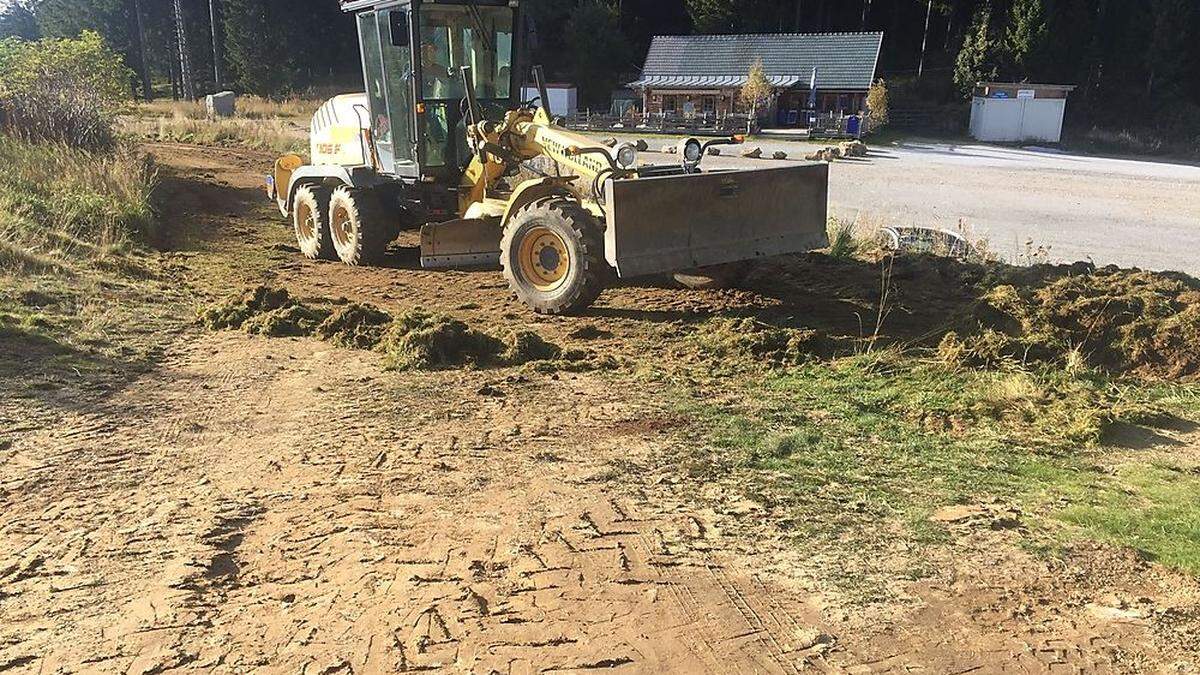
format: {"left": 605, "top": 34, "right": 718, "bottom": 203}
{"left": 389, "top": 11, "right": 409, "bottom": 47}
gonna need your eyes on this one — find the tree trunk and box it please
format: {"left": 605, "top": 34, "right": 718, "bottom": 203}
{"left": 944, "top": 0, "right": 955, "bottom": 51}
{"left": 209, "top": 0, "right": 223, "bottom": 90}
{"left": 174, "top": 0, "right": 196, "bottom": 100}
{"left": 918, "top": 0, "right": 933, "bottom": 78}
{"left": 131, "top": 0, "right": 153, "bottom": 100}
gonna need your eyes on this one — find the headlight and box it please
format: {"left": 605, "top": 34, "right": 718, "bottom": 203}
{"left": 614, "top": 143, "right": 638, "bottom": 170}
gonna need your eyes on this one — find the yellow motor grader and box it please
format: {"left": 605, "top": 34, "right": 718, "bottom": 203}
{"left": 268, "top": 0, "right": 829, "bottom": 314}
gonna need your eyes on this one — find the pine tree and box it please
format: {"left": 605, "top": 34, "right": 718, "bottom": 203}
{"left": 222, "top": 0, "right": 289, "bottom": 94}
{"left": 1004, "top": 0, "right": 1049, "bottom": 78}
{"left": 953, "top": 4, "right": 997, "bottom": 99}
{"left": 686, "top": 0, "right": 737, "bottom": 33}
{"left": 1145, "top": 0, "right": 1192, "bottom": 102}
{"left": 564, "top": 0, "right": 631, "bottom": 108}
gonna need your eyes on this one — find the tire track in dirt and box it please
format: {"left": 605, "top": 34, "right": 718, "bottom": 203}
{"left": 0, "top": 331, "right": 824, "bottom": 673}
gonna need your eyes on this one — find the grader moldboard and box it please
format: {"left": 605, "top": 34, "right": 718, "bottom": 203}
{"left": 268, "top": 0, "right": 829, "bottom": 314}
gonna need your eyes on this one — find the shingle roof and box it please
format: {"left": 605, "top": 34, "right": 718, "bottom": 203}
{"left": 631, "top": 32, "right": 884, "bottom": 91}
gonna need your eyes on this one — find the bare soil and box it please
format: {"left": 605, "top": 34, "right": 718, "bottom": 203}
{"left": 2, "top": 143, "right": 1198, "bottom": 673}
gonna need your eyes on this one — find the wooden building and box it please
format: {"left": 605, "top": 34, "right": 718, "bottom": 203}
{"left": 630, "top": 32, "right": 884, "bottom": 128}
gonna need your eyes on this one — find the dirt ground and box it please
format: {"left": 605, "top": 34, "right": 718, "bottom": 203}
{"left": 3, "top": 143, "right": 1200, "bottom": 673}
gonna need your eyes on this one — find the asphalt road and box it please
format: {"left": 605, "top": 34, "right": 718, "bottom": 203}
{"left": 642, "top": 140, "right": 1200, "bottom": 274}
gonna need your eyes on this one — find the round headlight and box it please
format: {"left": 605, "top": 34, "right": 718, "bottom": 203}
{"left": 615, "top": 143, "right": 638, "bottom": 169}
{"left": 683, "top": 138, "right": 703, "bottom": 163}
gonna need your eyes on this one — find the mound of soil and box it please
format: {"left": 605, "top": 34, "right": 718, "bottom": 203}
{"left": 693, "top": 317, "right": 833, "bottom": 365}
{"left": 199, "top": 285, "right": 293, "bottom": 330}
{"left": 505, "top": 330, "right": 562, "bottom": 363}
{"left": 242, "top": 304, "right": 331, "bottom": 337}
{"left": 955, "top": 267, "right": 1200, "bottom": 378}
{"left": 378, "top": 309, "right": 507, "bottom": 371}
{"left": 746, "top": 254, "right": 1200, "bottom": 380}
{"left": 315, "top": 303, "right": 392, "bottom": 349}
{"left": 201, "top": 287, "right": 569, "bottom": 371}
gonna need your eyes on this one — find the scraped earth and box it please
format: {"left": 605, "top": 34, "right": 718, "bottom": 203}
{"left": 2, "top": 143, "right": 1199, "bottom": 673}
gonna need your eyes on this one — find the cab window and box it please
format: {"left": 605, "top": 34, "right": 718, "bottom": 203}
{"left": 419, "top": 5, "right": 513, "bottom": 100}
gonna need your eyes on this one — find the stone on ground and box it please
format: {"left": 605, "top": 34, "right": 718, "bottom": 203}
{"left": 205, "top": 91, "right": 236, "bottom": 118}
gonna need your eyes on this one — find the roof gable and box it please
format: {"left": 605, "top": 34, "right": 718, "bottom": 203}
{"left": 634, "top": 32, "right": 884, "bottom": 91}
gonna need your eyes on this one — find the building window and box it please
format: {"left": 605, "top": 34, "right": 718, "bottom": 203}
{"left": 703, "top": 96, "right": 716, "bottom": 114}
{"left": 663, "top": 96, "right": 677, "bottom": 113}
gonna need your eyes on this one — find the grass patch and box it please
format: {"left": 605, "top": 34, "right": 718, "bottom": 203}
{"left": 126, "top": 95, "right": 318, "bottom": 156}
{"left": 0, "top": 136, "right": 156, "bottom": 268}
{"left": 670, "top": 349, "right": 1200, "bottom": 578}
{"left": 137, "top": 116, "right": 307, "bottom": 156}
{"left": 135, "top": 96, "right": 321, "bottom": 121}
{"left": 0, "top": 133, "right": 172, "bottom": 389}
{"left": 1057, "top": 463, "right": 1200, "bottom": 572}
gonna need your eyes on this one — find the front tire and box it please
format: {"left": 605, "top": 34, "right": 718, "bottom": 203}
{"left": 329, "top": 186, "right": 390, "bottom": 266}
{"left": 292, "top": 185, "right": 335, "bottom": 261}
{"left": 500, "top": 197, "right": 609, "bottom": 315}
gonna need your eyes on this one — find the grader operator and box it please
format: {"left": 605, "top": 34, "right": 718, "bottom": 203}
{"left": 267, "top": 0, "right": 829, "bottom": 314}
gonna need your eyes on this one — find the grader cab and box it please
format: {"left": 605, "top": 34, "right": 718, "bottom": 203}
{"left": 267, "top": 0, "right": 830, "bottom": 314}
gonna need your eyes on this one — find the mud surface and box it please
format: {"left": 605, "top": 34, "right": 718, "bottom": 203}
{"left": 2, "top": 143, "right": 1199, "bottom": 673}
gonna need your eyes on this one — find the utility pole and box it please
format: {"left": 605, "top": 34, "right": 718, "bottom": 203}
{"left": 174, "top": 0, "right": 195, "bottom": 99}
{"left": 132, "top": 0, "right": 153, "bottom": 100}
{"left": 918, "top": 0, "right": 933, "bottom": 78}
{"left": 209, "top": 0, "right": 223, "bottom": 90}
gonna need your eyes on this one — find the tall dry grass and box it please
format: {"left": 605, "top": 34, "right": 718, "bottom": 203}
{"left": 129, "top": 94, "right": 316, "bottom": 155}
{"left": 0, "top": 136, "right": 156, "bottom": 273}
{"left": 137, "top": 115, "right": 308, "bottom": 156}
{"left": 136, "top": 95, "right": 322, "bottom": 121}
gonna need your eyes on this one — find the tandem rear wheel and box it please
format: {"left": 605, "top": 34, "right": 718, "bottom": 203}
{"left": 329, "top": 186, "right": 391, "bottom": 266}
{"left": 290, "top": 184, "right": 393, "bottom": 266}
{"left": 500, "top": 197, "right": 611, "bottom": 315}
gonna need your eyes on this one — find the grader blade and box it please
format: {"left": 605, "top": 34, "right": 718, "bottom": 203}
{"left": 420, "top": 217, "right": 502, "bottom": 270}
{"left": 603, "top": 164, "right": 829, "bottom": 278}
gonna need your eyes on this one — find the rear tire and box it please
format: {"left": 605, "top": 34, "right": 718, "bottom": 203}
{"left": 329, "top": 186, "right": 390, "bottom": 266}
{"left": 673, "top": 262, "right": 752, "bottom": 290}
{"left": 500, "top": 197, "right": 609, "bottom": 315}
{"left": 292, "top": 185, "right": 335, "bottom": 261}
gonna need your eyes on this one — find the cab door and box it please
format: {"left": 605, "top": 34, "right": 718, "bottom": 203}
{"left": 356, "top": 9, "right": 417, "bottom": 177}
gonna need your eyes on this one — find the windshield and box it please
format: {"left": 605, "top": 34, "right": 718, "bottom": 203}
{"left": 419, "top": 5, "right": 513, "bottom": 100}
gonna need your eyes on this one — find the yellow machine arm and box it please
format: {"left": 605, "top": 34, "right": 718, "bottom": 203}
{"left": 457, "top": 107, "right": 636, "bottom": 215}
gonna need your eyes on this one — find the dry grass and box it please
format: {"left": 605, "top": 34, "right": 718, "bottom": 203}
{"left": 132, "top": 115, "right": 308, "bottom": 156}
{"left": 136, "top": 95, "right": 322, "bottom": 121}
{"left": 127, "top": 95, "right": 320, "bottom": 156}
{"left": 0, "top": 136, "right": 156, "bottom": 272}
